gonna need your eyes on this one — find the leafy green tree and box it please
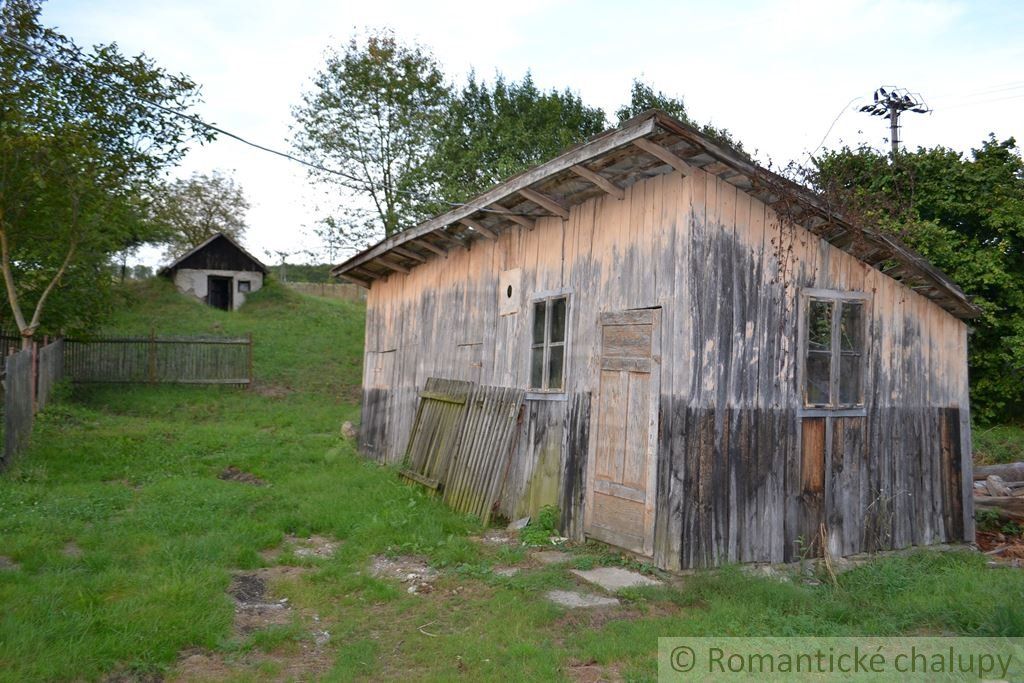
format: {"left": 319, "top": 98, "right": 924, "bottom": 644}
{"left": 616, "top": 78, "right": 747, "bottom": 156}
{"left": 0, "top": 0, "right": 209, "bottom": 341}
{"left": 154, "top": 170, "right": 250, "bottom": 260}
{"left": 813, "top": 138, "right": 1024, "bottom": 422}
{"left": 292, "top": 29, "right": 448, "bottom": 243}
{"left": 130, "top": 264, "right": 154, "bottom": 280}
{"left": 424, "top": 72, "right": 606, "bottom": 208}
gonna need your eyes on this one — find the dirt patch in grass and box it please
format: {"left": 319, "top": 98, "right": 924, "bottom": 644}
{"left": 260, "top": 534, "right": 340, "bottom": 562}
{"left": 172, "top": 643, "right": 334, "bottom": 683}
{"left": 218, "top": 466, "right": 265, "bottom": 486}
{"left": 565, "top": 659, "right": 624, "bottom": 682}
{"left": 551, "top": 599, "right": 683, "bottom": 641}
{"left": 292, "top": 535, "right": 339, "bottom": 559}
{"left": 473, "top": 529, "right": 519, "bottom": 546}
{"left": 62, "top": 541, "right": 83, "bottom": 558}
{"left": 171, "top": 650, "right": 235, "bottom": 682}
{"left": 169, "top": 566, "right": 331, "bottom": 681}
{"left": 371, "top": 555, "right": 438, "bottom": 594}
{"left": 554, "top": 607, "right": 641, "bottom": 632}
{"left": 230, "top": 571, "right": 293, "bottom": 635}
{"left": 102, "top": 667, "right": 165, "bottom": 682}
{"left": 0, "top": 556, "right": 20, "bottom": 571}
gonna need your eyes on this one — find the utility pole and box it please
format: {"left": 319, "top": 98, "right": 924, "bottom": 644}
{"left": 859, "top": 87, "right": 930, "bottom": 157}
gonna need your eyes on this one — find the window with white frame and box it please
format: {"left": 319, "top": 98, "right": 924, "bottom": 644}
{"left": 530, "top": 295, "right": 568, "bottom": 391}
{"left": 804, "top": 292, "right": 867, "bottom": 408}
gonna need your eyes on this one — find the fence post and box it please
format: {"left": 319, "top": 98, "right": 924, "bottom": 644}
{"left": 247, "top": 332, "right": 254, "bottom": 388}
{"left": 148, "top": 327, "right": 157, "bottom": 385}
{"left": 30, "top": 339, "right": 38, "bottom": 414}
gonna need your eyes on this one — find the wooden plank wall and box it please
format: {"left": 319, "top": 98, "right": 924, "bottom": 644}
{"left": 359, "top": 164, "right": 972, "bottom": 569}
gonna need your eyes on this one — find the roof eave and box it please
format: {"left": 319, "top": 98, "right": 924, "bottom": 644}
{"left": 332, "top": 109, "right": 981, "bottom": 320}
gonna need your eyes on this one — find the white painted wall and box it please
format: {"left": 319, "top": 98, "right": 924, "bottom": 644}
{"left": 172, "top": 268, "right": 264, "bottom": 310}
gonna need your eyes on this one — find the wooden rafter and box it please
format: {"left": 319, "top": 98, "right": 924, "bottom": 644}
{"left": 570, "top": 164, "right": 624, "bottom": 200}
{"left": 392, "top": 246, "right": 427, "bottom": 262}
{"left": 519, "top": 188, "right": 570, "bottom": 219}
{"left": 487, "top": 205, "right": 537, "bottom": 230}
{"left": 413, "top": 238, "right": 447, "bottom": 257}
{"left": 459, "top": 218, "right": 498, "bottom": 240}
{"left": 337, "top": 272, "right": 371, "bottom": 287}
{"left": 330, "top": 108, "right": 979, "bottom": 319}
{"left": 376, "top": 255, "right": 410, "bottom": 274}
{"left": 433, "top": 229, "right": 467, "bottom": 250}
{"left": 504, "top": 214, "right": 536, "bottom": 230}
{"left": 332, "top": 115, "right": 657, "bottom": 274}
{"left": 632, "top": 138, "right": 693, "bottom": 176}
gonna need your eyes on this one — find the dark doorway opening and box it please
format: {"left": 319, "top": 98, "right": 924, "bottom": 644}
{"left": 207, "top": 275, "right": 233, "bottom": 310}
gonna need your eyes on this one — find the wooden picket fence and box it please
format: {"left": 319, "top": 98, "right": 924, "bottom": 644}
{"left": 64, "top": 333, "right": 253, "bottom": 386}
{"left": 399, "top": 377, "right": 525, "bottom": 524}
{"left": 0, "top": 331, "right": 253, "bottom": 468}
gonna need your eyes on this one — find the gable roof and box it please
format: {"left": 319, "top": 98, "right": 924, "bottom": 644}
{"left": 331, "top": 109, "right": 980, "bottom": 319}
{"left": 159, "top": 232, "right": 268, "bottom": 276}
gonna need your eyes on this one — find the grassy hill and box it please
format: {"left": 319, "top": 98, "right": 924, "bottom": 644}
{"left": 1, "top": 280, "right": 1022, "bottom": 681}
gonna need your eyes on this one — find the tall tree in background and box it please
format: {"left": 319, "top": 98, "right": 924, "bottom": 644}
{"left": 154, "top": 170, "right": 250, "bottom": 260}
{"left": 292, "top": 30, "right": 448, "bottom": 247}
{"left": 813, "top": 138, "right": 1024, "bottom": 423}
{"left": 423, "top": 72, "right": 606, "bottom": 209}
{"left": 616, "top": 78, "right": 747, "bottom": 156}
{"left": 0, "top": 0, "right": 209, "bottom": 341}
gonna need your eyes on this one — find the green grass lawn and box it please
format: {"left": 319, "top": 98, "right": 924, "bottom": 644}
{"left": 1, "top": 279, "right": 1022, "bottom": 681}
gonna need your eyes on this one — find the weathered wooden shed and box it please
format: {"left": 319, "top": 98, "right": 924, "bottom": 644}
{"left": 333, "top": 110, "right": 980, "bottom": 570}
{"left": 160, "top": 233, "right": 267, "bottom": 311}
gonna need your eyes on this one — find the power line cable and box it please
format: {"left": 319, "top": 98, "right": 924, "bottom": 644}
{"left": 937, "top": 92, "right": 1024, "bottom": 111}
{"left": 930, "top": 81, "right": 1024, "bottom": 101}
{"left": 806, "top": 96, "right": 863, "bottom": 161}
{"left": 0, "top": 31, "right": 358, "bottom": 180}
{"left": 0, "top": 30, "right": 533, "bottom": 220}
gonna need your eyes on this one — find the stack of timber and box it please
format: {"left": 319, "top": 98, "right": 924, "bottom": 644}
{"left": 400, "top": 377, "right": 525, "bottom": 524}
{"left": 973, "top": 462, "right": 1024, "bottom": 524}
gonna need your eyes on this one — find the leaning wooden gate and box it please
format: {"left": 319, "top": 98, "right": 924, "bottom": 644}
{"left": 400, "top": 377, "right": 525, "bottom": 524}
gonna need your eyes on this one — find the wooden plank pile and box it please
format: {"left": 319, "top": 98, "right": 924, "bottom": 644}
{"left": 973, "top": 462, "right": 1024, "bottom": 562}
{"left": 973, "top": 463, "right": 1024, "bottom": 523}
{"left": 399, "top": 377, "right": 525, "bottom": 524}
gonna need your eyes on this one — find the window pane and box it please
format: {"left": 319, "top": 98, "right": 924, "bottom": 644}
{"left": 807, "top": 300, "right": 833, "bottom": 351}
{"left": 530, "top": 347, "right": 544, "bottom": 389}
{"left": 806, "top": 351, "right": 831, "bottom": 405}
{"left": 550, "top": 297, "right": 567, "bottom": 343}
{"left": 839, "top": 353, "right": 862, "bottom": 405}
{"left": 547, "top": 345, "right": 564, "bottom": 390}
{"left": 532, "top": 301, "right": 546, "bottom": 345}
{"left": 840, "top": 302, "right": 864, "bottom": 352}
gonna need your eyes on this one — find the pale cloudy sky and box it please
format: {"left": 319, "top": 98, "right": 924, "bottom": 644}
{"left": 42, "top": 0, "right": 1024, "bottom": 268}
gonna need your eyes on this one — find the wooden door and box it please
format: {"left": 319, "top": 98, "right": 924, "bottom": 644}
{"left": 585, "top": 308, "right": 661, "bottom": 556}
{"left": 207, "top": 276, "right": 232, "bottom": 311}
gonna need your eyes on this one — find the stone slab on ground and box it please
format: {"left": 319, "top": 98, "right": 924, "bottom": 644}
{"left": 532, "top": 550, "right": 572, "bottom": 565}
{"left": 545, "top": 590, "right": 620, "bottom": 608}
{"left": 493, "top": 566, "right": 520, "bottom": 577}
{"left": 570, "top": 566, "right": 661, "bottom": 592}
